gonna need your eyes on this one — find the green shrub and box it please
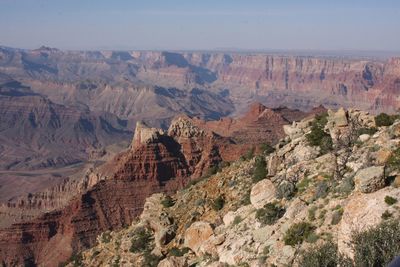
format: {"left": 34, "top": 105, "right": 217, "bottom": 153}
{"left": 142, "top": 251, "right": 162, "bottom": 267}
{"left": 161, "top": 195, "right": 175, "bottom": 208}
{"left": 206, "top": 165, "right": 220, "bottom": 176}
{"left": 112, "top": 255, "right": 120, "bottom": 267}
{"left": 100, "top": 231, "right": 112, "bottom": 243}
{"left": 387, "top": 147, "right": 400, "bottom": 171}
{"left": 255, "top": 203, "right": 285, "bottom": 225}
{"left": 313, "top": 181, "right": 330, "bottom": 200}
{"left": 331, "top": 209, "right": 344, "bottom": 225}
{"left": 305, "top": 232, "right": 319, "bottom": 243}
{"left": 243, "top": 147, "right": 255, "bottom": 160}
{"left": 284, "top": 222, "right": 315, "bottom": 246}
{"left": 260, "top": 143, "right": 275, "bottom": 155}
{"left": 72, "top": 253, "right": 83, "bottom": 267}
{"left": 384, "top": 195, "right": 398, "bottom": 206}
{"left": 240, "top": 189, "right": 251, "bottom": 206}
{"left": 296, "top": 177, "right": 311, "bottom": 193}
{"left": 233, "top": 215, "right": 243, "bottom": 225}
{"left": 212, "top": 195, "right": 225, "bottom": 211}
{"left": 276, "top": 181, "right": 296, "bottom": 200}
{"left": 298, "top": 221, "right": 400, "bottom": 267}
{"left": 381, "top": 210, "right": 392, "bottom": 220}
{"left": 308, "top": 206, "right": 317, "bottom": 221}
{"left": 337, "top": 176, "right": 355, "bottom": 196}
{"left": 351, "top": 220, "right": 400, "bottom": 266}
{"left": 297, "top": 241, "right": 352, "bottom": 267}
{"left": 252, "top": 155, "right": 267, "bottom": 183}
{"left": 306, "top": 113, "right": 333, "bottom": 154}
{"left": 375, "top": 113, "right": 398, "bottom": 127}
{"left": 168, "top": 247, "right": 190, "bottom": 257}
{"left": 130, "top": 227, "right": 153, "bottom": 253}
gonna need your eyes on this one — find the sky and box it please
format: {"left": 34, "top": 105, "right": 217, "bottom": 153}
{"left": 0, "top": 0, "right": 400, "bottom": 52}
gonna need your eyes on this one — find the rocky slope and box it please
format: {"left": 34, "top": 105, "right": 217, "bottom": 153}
{"left": 72, "top": 108, "right": 400, "bottom": 267}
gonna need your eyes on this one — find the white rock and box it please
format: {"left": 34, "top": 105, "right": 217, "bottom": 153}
{"left": 250, "top": 179, "right": 276, "bottom": 209}
{"left": 358, "top": 134, "right": 370, "bottom": 142}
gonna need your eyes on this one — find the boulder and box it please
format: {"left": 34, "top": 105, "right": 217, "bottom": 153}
{"left": 338, "top": 188, "right": 400, "bottom": 258}
{"left": 250, "top": 179, "right": 276, "bottom": 209}
{"left": 354, "top": 166, "right": 385, "bottom": 193}
{"left": 267, "top": 154, "right": 282, "bottom": 177}
{"left": 184, "top": 222, "right": 213, "bottom": 256}
{"left": 333, "top": 108, "right": 348, "bottom": 127}
{"left": 376, "top": 149, "right": 392, "bottom": 164}
{"left": 283, "top": 124, "right": 302, "bottom": 140}
{"left": 389, "top": 121, "right": 400, "bottom": 138}
{"left": 358, "top": 134, "right": 370, "bottom": 142}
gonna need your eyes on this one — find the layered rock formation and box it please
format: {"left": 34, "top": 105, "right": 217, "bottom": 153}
{"left": 2, "top": 46, "right": 399, "bottom": 117}
{"left": 0, "top": 116, "right": 236, "bottom": 266}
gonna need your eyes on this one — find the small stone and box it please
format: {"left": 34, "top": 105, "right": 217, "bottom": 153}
{"left": 358, "top": 134, "right": 370, "bottom": 142}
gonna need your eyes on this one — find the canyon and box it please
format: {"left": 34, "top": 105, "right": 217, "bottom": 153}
{"left": 1, "top": 46, "right": 400, "bottom": 266}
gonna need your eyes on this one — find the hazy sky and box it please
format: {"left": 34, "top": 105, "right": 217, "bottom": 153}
{"left": 1, "top": 0, "right": 399, "bottom": 51}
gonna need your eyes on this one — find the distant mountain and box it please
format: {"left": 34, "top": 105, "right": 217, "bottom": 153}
{"left": 1, "top": 46, "right": 399, "bottom": 117}
{"left": 0, "top": 75, "right": 131, "bottom": 171}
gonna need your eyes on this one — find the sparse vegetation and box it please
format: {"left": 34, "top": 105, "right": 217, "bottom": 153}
{"left": 357, "top": 127, "right": 378, "bottom": 136}
{"left": 296, "top": 177, "right": 311, "bottom": 193}
{"left": 387, "top": 147, "right": 400, "bottom": 172}
{"left": 276, "top": 181, "right": 296, "bottom": 200}
{"left": 212, "top": 195, "right": 225, "bottom": 211}
{"left": 337, "top": 176, "right": 355, "bottom": 196}
{"left": 375, "top": 113, "right": 398, "bottom": 127}
{"left": 168, "top": 247, "right": 190, "bottom": 257}
{"left": 308, "top": 206, "right": 317, "bottom": 221}
{"left": 313, "top": 181, "right": 330, "bottom": 200}
{"left": 331, "top": 209, "right": 344, "bottom": 225}
{"left": 101, "top": 231, "right": 112, "bottom": 243}
{"left": 252, "top": 155, "right": 267, "bottom": 182}
{"left": 284, "top": 222, "right": 315, "bottom": 246}
{"left": 351, "top": 220, "right": 400, "bottom": 266}
{"left": 240, "top": 189, "right": 251, "bottom": 206}
{"left": 142, "top": 251, "right": 162, "bottom": 267}
{"left": 161, "top": 195, "right": 175, "bottom": 208}
{"left": 243, "top": 147, "right": 255, "bottom": 160}
{"left": 233, "top": 215, "right": 243, "bottom": 225}
{"left": 297, "top": 240, "right": 351, "bottom": 267}
{"left": 260, "top": 143, "right": 275, "bottom": 155}
{"left": 381, "top": 210, "right": 392, "bottom": 220}
{"left": 306, "top": 113, "right": 333, "bottom": 154}
{"left": 384, "top": 195, "right": 398, "bottom": 206}
{"left": 255, "top": 202, "right": 285, "bottom": 225}
{"left": 130, "top": 227, "right": 153, "bottom": 253}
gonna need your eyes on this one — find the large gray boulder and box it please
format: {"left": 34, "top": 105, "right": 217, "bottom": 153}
{"left": 354, "top": 166, "right": 385, "bottom": 193}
